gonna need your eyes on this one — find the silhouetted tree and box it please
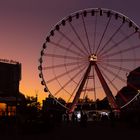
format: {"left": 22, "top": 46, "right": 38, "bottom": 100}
{"left": 58, "top": 97, "right": 66, "bottom": 105}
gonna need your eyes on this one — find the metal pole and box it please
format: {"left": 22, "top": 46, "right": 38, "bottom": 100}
{"left": 94, "top": 63, "right": 119, "bottom": 110}
{"left": 70, "top": 63, "right": 92, "bottom": 112}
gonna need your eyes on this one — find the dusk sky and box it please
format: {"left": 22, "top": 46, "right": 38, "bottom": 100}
{"left": 0, "top": 0, "right": 140, "bottom": 103}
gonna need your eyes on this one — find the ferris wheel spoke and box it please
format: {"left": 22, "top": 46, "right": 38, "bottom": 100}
{"left": 99, "top": 66, "right": 128, "bottom": 103}
{"left": 43, "top": 61, "right": 87, "bottom": 70}
{"left": 104, "top": 58, "right": 140, "bottom": 62}
{"left": 54, "top": 80, "right": 72, "bottom": 97}
{"left": 101, "top": 62, "right": 140, "bottom": 77}
{"left": 44, "top": 53, "right": 83, "bottom": 61}
{"left": 100, "top": 32, "right": 136, "bottom": 57}
{"left": 70, "top": 63, "right": 92, "bottom": 111}
{"left": 69, "top": 22, "right": 90, "bottom": 55}
{"left": 58, "top": 30, "right": 88, "bottom": 56}
{"left": 101, "top": 44, "right": 140, "bottom": 58}
{"left": 95, "top": 16, "right": 112, "bottom": 54}
{"left": 98, "top": 65, "right": 130, "bottom": 103}
{"left": 66, "top": 65, "right": 88, "bottom": 86}
{"left": 99, "top": 64, "right": 126, "bottom": 83}
{"left": 64, "top": 61, "right": 89, "bottom": 85}
{"left": 54, "top": 64, "right": 87, "bottom": 96}
{"left": 50, "top": 41, "right": 85, "bottom": 57}
{"left": 81, "top": 14, "right": 92, "bottom": 54}
{"left": 98, "top": 23, "right": 124, "bottom": 55}
{"left": 47, "top": 63, "right": 87, "bottom": 84}
{"left": 100, "top": 65, "right": 139, "bottom": 91}
{"left": 82, "top": 77, "right": 89, "bottom": 99}
{"left": 100, "top": 67, "right": 119, "bottom": 91}
{"left": 99, "top": 62, "right": 131, "bottom": 73}
{"left": 67, "top": 75, "right": 84, "bottom": 103}
{"left": 93, "top": 13, "right": 97, "bottom": 53}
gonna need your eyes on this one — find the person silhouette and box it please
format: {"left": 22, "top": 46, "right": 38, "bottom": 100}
{"left": 72, "top": 112, "right": 77, "bottom": 124}
{"left": 110, "top": 110, "right": 115, "bottom": 127}
{"left": 80, "top": 111, "right": 87, "bottom": 127}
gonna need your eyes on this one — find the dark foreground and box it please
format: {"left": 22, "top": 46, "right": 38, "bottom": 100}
{"left": 0, "top": 121, "right": 140, "bottom": 140}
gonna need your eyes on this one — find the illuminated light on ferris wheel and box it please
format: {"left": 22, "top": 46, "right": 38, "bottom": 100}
{"left": 38, "top": 8, "right": 140, "bottom": 112}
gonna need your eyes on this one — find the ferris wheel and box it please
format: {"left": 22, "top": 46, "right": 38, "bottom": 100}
{"left": 38, "top": 8, "right": 140, "bottom": 112}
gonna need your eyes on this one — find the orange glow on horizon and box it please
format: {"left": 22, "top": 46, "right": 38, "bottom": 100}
{"left": 20, "top": 83, "right": 48, "bottom": 104}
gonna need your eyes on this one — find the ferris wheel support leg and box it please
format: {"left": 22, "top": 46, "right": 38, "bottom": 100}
{"left": 69, "top": 63, "right": 92, "bottom": 113}
{"left": 94, "top": 63, "right": 119, "bottom": 111}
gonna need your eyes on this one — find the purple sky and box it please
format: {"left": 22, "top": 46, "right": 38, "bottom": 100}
{"left": 0, "top": 0, "right": 140, "bottom": 102}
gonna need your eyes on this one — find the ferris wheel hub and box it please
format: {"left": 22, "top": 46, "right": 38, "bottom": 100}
{"left": 89, "top": 54, "right": 97, "bottom": 62}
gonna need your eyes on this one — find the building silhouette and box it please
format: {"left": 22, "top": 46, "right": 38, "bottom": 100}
{"left": 127, "top": 67, "right": 140, "bottom": 89}
{"left": 116, "top": 67, "right": 140, "bottom": 107}
{"left": 0, "top": 59, "right": 25, "bottom": 116}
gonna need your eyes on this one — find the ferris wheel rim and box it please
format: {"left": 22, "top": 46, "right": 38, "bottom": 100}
{"left": 39, "top": 8, "right": 140, "bottom": 110}
{"left": 44, "top": 8, "right": 140, "bottom": 41}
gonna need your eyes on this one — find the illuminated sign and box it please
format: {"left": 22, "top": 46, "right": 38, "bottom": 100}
{"left": 0, "top": 58, "right": 19, "bottom": 64}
